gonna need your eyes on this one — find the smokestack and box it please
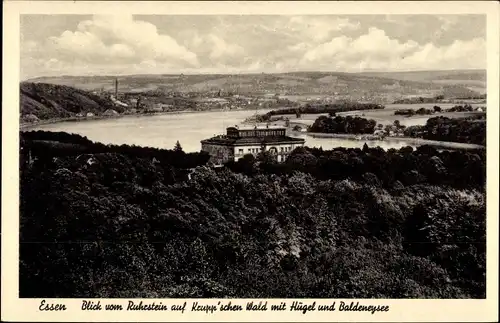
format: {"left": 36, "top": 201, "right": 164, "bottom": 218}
{"left": 115, "top": 78, "right": 118, "bottom": 97}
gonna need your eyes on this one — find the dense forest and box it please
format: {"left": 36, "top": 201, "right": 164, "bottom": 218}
{"left": 20, "top": 82, "right": 119, "bottom": 120}
{"left": 404, "top": 115, "right": 486, "bottom": 146}
{"left": 20, "top": 131, "right": 485, "bottom": 298}
{"left": 309, "top": 115, "right": 378, "bottom": 134}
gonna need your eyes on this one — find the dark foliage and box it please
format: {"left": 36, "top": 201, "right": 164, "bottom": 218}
{"left": 20, "top": 82, "right": 119, "bottom": 120}
{"left": 404, "top": 116, "right": 486, "bottom": 146}
{"left": 228, "top": 145, "right": 485, "bottom": 191}
{"left": 394, "top": 108, "right": 434, "bottom": 116}
{"left": 20, "top": 131, "right": 210, "bottom": 171}
{"left": 309, "top": 115, "right": 377, "bottom": 134}
{"left": 20, "top": 132, "right": 485, "bottom": 299}
{"left": 174, "top": 141, "right": 183, "bottom": 152}
{"left": 446, "top": 104, "right": 474, "bottom": 112}
{"left": 393, "top": 96, "right": 444, "bottom": 104}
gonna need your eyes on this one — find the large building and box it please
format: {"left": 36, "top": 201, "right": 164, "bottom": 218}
{"left": 201, "top": 126, "right": 305, "bottom": 165}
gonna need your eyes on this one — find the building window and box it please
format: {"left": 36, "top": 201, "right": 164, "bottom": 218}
{"left": 239, "top": 149, "right": 243, "bottom": 154}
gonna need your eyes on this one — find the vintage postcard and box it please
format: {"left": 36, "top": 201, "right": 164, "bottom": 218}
{"left": 2, "top": 1, "right": 499, "bottom": 322}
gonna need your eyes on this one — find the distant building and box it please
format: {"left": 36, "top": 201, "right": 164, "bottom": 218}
{"left": 110, "top": 95, "right": 129, "bottom": 107}
{"left": 103, "top": 109, "right": 119, "bottom": 116}
{"left": 86, "top": 112, "right": 95, "bottom": 117}
{"left": 22, "top": 114, "right": 39, "bottom": 123}
{"left": 201, "top": 126, "right": 305, "bottom": 165}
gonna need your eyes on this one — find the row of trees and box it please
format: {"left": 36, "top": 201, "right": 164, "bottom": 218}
{"left": 446, "top": 104, "right": 479, "bottom": 112}
{"left": 393, "top": 95, "right": 445, "bottom": 104}
{"left": 20, "top": 131, "right": 210, "bottom": 175}
{"left": 392, "top": 92, "right": 486, "bottom": 105}
{"left": 19, "top": 131, "right": 486, "bottom": 299}
{"left": 255, "top": 102, "right": 385, "bottom": 122}
{"left": 395, "top": 104, "right": 485, "bottom": 117}
{"left": 394, "top": 107, "right": 438, "bottom": 116}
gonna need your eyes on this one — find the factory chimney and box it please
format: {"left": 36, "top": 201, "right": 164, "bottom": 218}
{"left": 114, "top": 78, "right": 118, "bottom": 97}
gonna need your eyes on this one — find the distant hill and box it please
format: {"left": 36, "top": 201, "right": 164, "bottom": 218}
{"left": 358, "top": 69, "right": 485, "bottom": 81}
{"left": 27, "top": 70, "right": 485, "bottom": 102}
{"left": 358, "top": 69, "right": 486, "bottom": 94}
{"left": 20, "top": 82, "right": 120, "bottom": 120}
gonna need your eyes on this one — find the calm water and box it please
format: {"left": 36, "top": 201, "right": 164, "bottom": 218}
{"left": 32, "top": 110, "right": 275, "bottom": 152}
{"left": 29, "top": 105, "right": 476, "bottom": 152}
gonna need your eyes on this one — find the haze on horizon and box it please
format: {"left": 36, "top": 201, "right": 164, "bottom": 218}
{"left": 20, "top": 14, "right": 486, "bottom": 80}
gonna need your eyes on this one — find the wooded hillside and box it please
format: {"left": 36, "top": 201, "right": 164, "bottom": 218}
{"left": 20, "top": 131, "right": 486, "bottom": 298}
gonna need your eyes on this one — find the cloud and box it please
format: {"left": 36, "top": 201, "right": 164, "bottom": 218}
{"left": 296, "top": 27, "right": 485, "bottom": 71}
{"left": 400, "top": 37, "right": 486, "bottom": 70}
{"left": 207, "top": 34, "right": 245, "bottom": 61}
{"left": 182, "top": 31, "right": 245, "bottom": 65}
{"left": 287, "top": 16, "right": 361, "bottom": 42}
{"left": 24, "top": 15, "right": 199, "bottom": 72}
{"left": 20, "top": 15, "right": 486, "bottom": 78}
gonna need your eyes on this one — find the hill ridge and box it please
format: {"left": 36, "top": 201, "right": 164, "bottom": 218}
{"left": 25, "top": 70, "right": 485, "bottom": 101}
{"left": 26, "top": 69, "right": 486, "bottom": 81}
{"left": 20, "top": 82, "right": 120, "bottom": 121}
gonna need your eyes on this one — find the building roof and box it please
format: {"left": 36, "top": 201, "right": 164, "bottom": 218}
{"left": 201, "top": 135, "right": 305, "bottom": 146}
{"left": 229, "top": 125, "right": 286, "bottom": 130}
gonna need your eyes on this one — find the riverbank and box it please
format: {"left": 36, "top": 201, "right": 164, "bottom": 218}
{"left": 20, "top": 115, "right": 122, "bottom": 129}
{"left": 21, "top": 106, "right": 485, "bottom": 153}
{"left": 20, "top": 107, "right": 261, "bottom": 130}
{"left": 304, "top": 132, "right": 485, "bottom": 150}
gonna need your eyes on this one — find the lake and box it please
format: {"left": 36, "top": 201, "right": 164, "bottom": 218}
{"left": 27, "top": 104, "right": 482, "bottom": 152}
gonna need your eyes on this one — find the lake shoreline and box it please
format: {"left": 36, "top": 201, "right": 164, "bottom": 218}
{"left": 20, "top": 107, "right": 260, "bottom": 130}
{"left": 21, "top": 107, "right": 485, "bottom": 152}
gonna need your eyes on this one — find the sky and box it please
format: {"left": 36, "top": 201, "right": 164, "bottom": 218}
{"left": 20, "top": 14, "right": 486, "bottom": 79}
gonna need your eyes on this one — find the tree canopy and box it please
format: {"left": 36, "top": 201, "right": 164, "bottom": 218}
{"left": 19, "top": 130, "right": 486, "bottom": 299}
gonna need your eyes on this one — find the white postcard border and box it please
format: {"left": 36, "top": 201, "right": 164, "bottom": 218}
{"left": 2, "top": 1, "right": 499, "bottom": 322}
